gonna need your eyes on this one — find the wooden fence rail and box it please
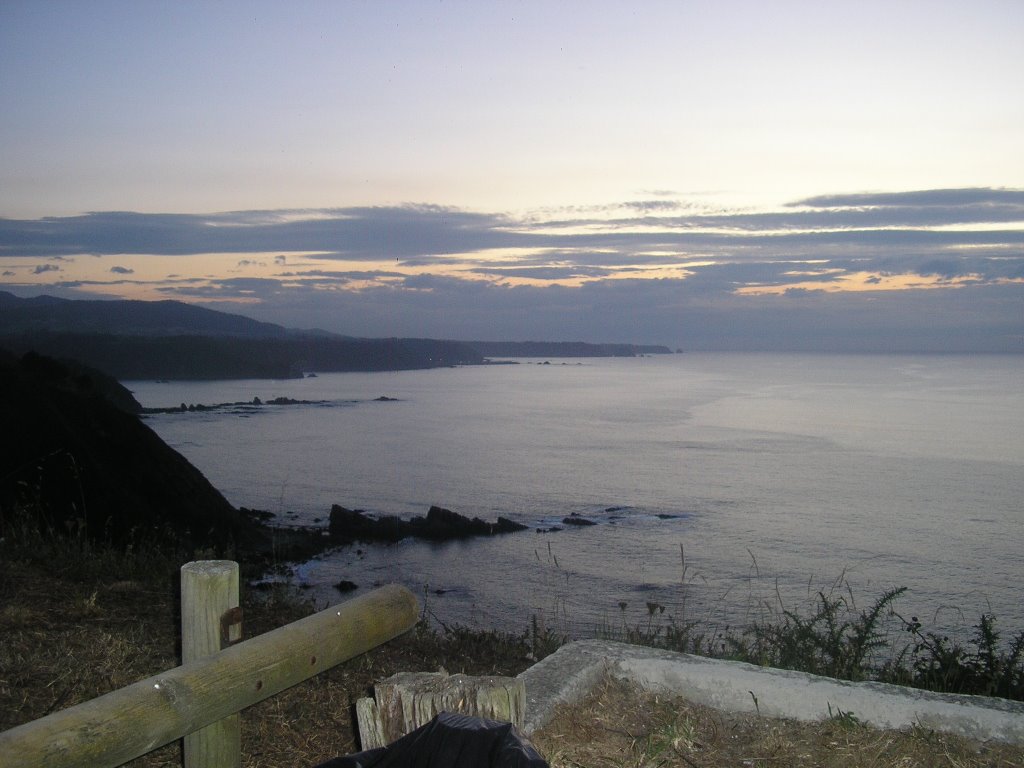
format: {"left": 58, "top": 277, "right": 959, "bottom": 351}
{"left": 0, "top": 582, "right": 418, "bottom": 768}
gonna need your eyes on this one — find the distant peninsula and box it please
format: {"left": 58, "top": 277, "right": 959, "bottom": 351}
{"left": 466, "top": 340, "right": 671, "bottom": 357}
{"left": 0, "top": 291, "right": 670, "bottom": 381}
{"left": 0, "top": 292, "right": 480, "bottom": 379}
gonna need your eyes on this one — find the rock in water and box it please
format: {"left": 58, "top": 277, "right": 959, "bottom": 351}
{"left": 561, "top": 513, "right": 597, "bottom": 526}
{"left": 328, "top": 504, "right": 528, "bottom": 543}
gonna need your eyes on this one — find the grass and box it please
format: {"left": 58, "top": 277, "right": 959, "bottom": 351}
{"left": 591, "top": 546, "right": 1024, "bottom": 702}
{"left": 0, "top": 508, "right": 542, "bottom": 767}
{"left": 2, "top": 509, "right": 1023, "bottom": 766}
{"left": 533, "top": 673, "right": 1024, "bottom": 768}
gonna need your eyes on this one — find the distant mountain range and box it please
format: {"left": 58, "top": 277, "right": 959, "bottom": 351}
{"left": 0, "top": 291, "right": 670, "bottom": 380}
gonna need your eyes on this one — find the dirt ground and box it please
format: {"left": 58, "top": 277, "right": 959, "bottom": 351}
{"left": 532, "top": 673, "right": 1024, "bottom": 768}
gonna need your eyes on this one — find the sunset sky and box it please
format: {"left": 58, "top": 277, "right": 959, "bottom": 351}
{"left": 2, "top": 1, "right": 1022, "bottom": 351}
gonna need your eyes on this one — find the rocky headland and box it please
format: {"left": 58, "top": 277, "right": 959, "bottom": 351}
{"left": 0, "top": 348, "right": 267, "bottom": 550}
{"left": 0, "top": 347, "right": 536, "bottom": 559}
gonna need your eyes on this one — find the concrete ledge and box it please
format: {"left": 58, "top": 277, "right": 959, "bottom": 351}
{"left": 518, "top": 639, "right": 1024, "bottom": 744}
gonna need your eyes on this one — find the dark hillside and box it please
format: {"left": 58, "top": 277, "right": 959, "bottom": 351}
{"left": 0, "top": 293, "right": 669, "bottom": 380}
{"left": 0, "top": 333, "right": 484, "bottom": 380}
{"left": 0, "top": 350, "right": 262, "bottom": 549}
{"left": 0, "top": 348, "right": 142, "bottom": 413}
{"left": 0, "top": 293, "right": 484, "bottom": 379}
{"left": 0, "top": 290, "right": 289, "bottom": 337}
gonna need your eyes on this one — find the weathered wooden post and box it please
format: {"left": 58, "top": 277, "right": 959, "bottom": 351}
{"left": 181, "top": 560, "right": 241, "bottom": 768}
{"left": 356, "top": 672, "right": 527, "bottom": 749}
{"left": 0, "top": 584, "right": 419, "bottom": 768}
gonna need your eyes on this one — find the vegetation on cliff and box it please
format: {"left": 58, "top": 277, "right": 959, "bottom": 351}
{"left": 0, "top": 349, "right": 263, "bottom": 549}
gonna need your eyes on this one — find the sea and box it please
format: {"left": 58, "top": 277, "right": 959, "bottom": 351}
{"left": 126, "top": 353, "right": 1024, "bottom": 643}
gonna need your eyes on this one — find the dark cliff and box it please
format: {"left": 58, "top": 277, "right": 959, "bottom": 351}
{"left": 0, "top": 349, "right": 262, "bottom": 549}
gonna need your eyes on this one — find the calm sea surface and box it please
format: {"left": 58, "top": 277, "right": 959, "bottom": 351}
{"left": 127, "top": 353, "right": 1024, "bottom": 640}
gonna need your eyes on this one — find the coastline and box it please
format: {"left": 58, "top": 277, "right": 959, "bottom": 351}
{"left": 131, "top": 354, "right": 1024, "bottom": 641}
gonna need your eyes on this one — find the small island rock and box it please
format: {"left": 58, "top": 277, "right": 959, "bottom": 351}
{"left": 328, "top": 504, "right": 527, "bottom": 543}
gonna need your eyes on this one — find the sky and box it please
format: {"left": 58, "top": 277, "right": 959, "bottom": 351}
{"left": 1, "top": 1, "right": 1022, "bottom": 351}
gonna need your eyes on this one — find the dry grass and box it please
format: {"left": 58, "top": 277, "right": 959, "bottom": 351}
{"left": 532, "top": 673, "right": 1024, "bottom": 768}
{"left": 0, "top": 554, "right": 535, "bottom": 767}
{"left": 4, "top": 551, "right": 1023, "bottom": 768}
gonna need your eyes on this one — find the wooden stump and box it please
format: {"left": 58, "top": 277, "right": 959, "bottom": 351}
{"left": 356, "top": 672, "right": 526, "bottom": 750}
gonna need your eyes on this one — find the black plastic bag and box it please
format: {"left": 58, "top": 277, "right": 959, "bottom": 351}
{"left": 315, "top": 711, "right": 548, "bottom": 768}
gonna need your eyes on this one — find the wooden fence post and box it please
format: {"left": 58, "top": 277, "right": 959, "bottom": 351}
{"left": 181, "top": 560, "right": 241, "bottom": 768}
{"left": 0, "top": 584, "right": 419, "bottom": 768}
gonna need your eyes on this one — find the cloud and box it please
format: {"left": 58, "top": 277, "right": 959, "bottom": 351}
{"left": 621, "top": 199, "right": 683, "bottom": 213}
{"left": 3, "top": 188, "right": 1023, "bottom": 352}
{"left": 33, "top": 263, "right": 60, "bottom": 274}
{"left": 0, "top": 205, "right": 536, "bottom": 260}
{"left": 469, "top": 264, "right": 615, "bottom": 280}
{"left": 157, "top": 276, "right": 288, "bottom": 299}
{"left": 792, "top": 187, "right": 1024, "bottom": 209}
{"left": 534, "top": 186, "right": 1024, "bottom": 234}
{"left": 783, "top": 287, "right": 826, "bottom": 297}
{"left": 914, "top": 259, "right": 967, "bottom": 279}
{"left": 208, "top": 268, "right": 1023, "bottom": 353}
{"left": 1, "top": 188, "right": 1021, "bottom": 265}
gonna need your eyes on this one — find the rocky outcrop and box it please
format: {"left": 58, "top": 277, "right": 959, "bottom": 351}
{"left": 328, "top": 504, "right": 527, "bottom": 543}
{"left": 561, "top": 513, "right": 598, "bottom": 526}
{"left": 142, "top": 395, "right": 324, "bottom": 414}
